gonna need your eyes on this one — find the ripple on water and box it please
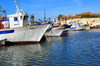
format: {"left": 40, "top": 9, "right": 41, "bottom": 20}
{"left": 0, "top": 29, "right": 100, "bottom": 66}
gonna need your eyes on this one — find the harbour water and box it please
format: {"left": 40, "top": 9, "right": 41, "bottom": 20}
{"left": 0, "top": 29, "right": 100, "bottom": 66}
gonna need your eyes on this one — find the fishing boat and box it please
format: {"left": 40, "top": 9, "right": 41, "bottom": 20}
{"left": 45, "top": 22, "right": 64, "bottom": 36}
{"left": 68, "top": 22, "right": 85, "bottom": 31}
{"left": 45, "top": 26, "right": 64, "bottom": 37}
{"left": 0, "top": 1, "right": 50, "bottom": 44}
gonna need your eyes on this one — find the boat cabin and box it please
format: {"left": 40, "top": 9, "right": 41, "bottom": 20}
{"left": 1, "top": 0, "right": 28, "bottom": 29}
{"left": 7, "top": 12, "right": 28, "bottom": 28}
{"left": 2, "top": 12, "right": 28, "bottom": 29}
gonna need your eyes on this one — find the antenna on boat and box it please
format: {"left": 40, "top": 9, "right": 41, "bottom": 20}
{"left": 14, "top": 0, "right": 20, "bottom": 14}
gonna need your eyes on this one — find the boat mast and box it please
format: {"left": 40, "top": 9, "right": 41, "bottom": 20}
{"left": 44, "top": 9, "right": 46, "bottom": 22}
{"left": 14, "top": 0, "right": 20, "bottom": 14}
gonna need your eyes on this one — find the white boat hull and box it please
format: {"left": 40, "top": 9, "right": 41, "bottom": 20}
{"left": 45, "top": 27, "right": 64, "bottom": 36}
{"left": 69, "top": 26, "right": 85, "bottom": 31}
{"left": 84, "top": 26, "right": 90, "bottom": 30}
{"left": 0, "top": 24, "right": 50, "bottom": 44}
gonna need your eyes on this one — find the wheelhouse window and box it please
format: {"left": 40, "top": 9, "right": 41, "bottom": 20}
{"left": 14, "top": 17, "right": 18, "bottom": 21}
{"left": 23, "top": 14, "right": 28, "bottom": 21}
{"left": 23, "top": 16, "right": 28, "bottom": 21}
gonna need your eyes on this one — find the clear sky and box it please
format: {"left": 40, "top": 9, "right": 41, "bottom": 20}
{"left": 0, "top": 0, "right": 100, "bottom": 21}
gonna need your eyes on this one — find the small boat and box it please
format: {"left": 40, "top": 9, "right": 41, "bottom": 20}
{"left": 61, "top": 24, "right": 71, "bottom": 35}
{"left": 68, "top": 22, "right": 85, "bottom": 31}
{"left": 83, "top": 25, "right": 90, "bottom": 30}
{"left": 45, "top": 26, "right": 64, "bottom": 36}
{"left": 45, "top": 22, "right": 64, "bottom": 36}
{"left": 0, "top": 39, "right": 6, "bottom": 46}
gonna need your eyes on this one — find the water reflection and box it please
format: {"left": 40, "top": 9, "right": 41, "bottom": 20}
{"left": 0, "top": 29, "right": 100, "bottom": 66}
{"left": 0, "top": 44, "right": 42, "bottom": 66}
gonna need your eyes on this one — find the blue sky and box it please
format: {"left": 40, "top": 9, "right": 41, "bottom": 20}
{"left": 0, "top": 0, "right": 100, "bottom": 21}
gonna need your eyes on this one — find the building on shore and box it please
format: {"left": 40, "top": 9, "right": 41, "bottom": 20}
{"left": 53, "top": 12, "right": 100, "bottom": 27}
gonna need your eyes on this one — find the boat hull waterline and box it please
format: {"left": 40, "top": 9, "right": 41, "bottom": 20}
{"left": 0, "top": 24, "right": 50, "bottom": 44}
